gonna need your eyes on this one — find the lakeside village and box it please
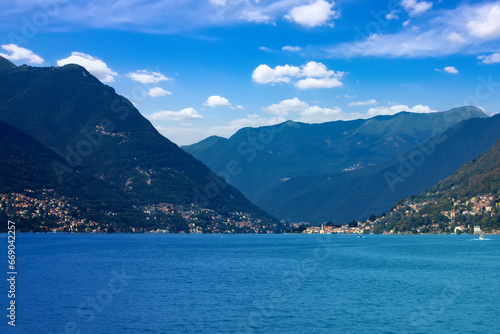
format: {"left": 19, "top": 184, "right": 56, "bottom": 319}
{"left": 0, "top": 189, "right": 285, "bottom": 233}
{"left": 297, "top": 194, "right": 500, "bottom": 235}
{"left": 2, "top": 189, "right": 499, "bottom": 235}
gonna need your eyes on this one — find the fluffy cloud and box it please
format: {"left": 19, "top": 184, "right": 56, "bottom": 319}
{"left": 263, "top": 97, "right": 309, "bottom": 116}
{"left": 367, "top": 104, "right": 436, "bottom": 116}
{"left": 401, "top": 0, "right": 433, "bottom": 17}
{"left": 252, "top": 61, "right": 344, "bottom": 89}
{"left": 263, "top": 98, "right": 437, "bottom": 123}
{"left": 349, "top": 99, "right": 378, "bottom": 107}
{"left": 435, "top": 66, "right": 459, "bottom": 74}
{"left": 296, "top": 106, "right": 343, "bottom": 123}
{"left": 284, "top": 0, "right": 340, "bottom": 28}
{"left": 204, "top": 95, "right": 231, "bottom": 107}
{"left": 385, "top": 10, "right": 399, "bottom": 20}
{"left": 263, "top": 97, "right": 344, "bottom": 123}
{"left": 126, "top": 70, "right": 171, "bottom": 84}
{"left": 478, "top": 52, "right": 500, "bottom": 64}
{"left": 147, "top": 87, "right": 172, "bottom": 97}
{"left": 282, "top": 46, "right": 302, "bottom": 52}
{"left": 444, "top": 66, "right": 459, "bottom": 74}
{"left": 146, "top": 108, "right": 202, "bottom": 121}
{"left": 466, "top": 4, "right": 500, "bottom": 39}
{"left": 252, "top": 64, "right": 300, "bottom": 84}
{"left": 0, "top": 44, "right": 44, "bottom": 64}
{"left": 57, "top": 52, "right": 117, "bottom": 83}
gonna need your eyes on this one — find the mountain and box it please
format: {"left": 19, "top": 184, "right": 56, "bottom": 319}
{"left": 0, "top": 57, "right": 16, "bottom": 69}
{"left": 0, "top": 120, "right": 150, "bottom": 230}
{"left": 184, "top": 107, "right": 487, "bottom": 200}
{"left": 0, "top": 57, "right": 275, "bottom": 223}
{"left": 253, "top": 113, "right": 500, "bottom": 224}
{"left": 377, "top": 138, "right": 500, "bottom": 234}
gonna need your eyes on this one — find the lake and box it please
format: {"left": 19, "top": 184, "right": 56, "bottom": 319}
{"left": 1, "top": 234, "right": 499, "bottom": 333}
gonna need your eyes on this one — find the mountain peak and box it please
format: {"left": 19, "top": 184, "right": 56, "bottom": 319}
{"left": 443, "top": 106, "right": 488, "bottom": 119}
{"left": 0, "top": 56, "right": 17, "bottom": 70}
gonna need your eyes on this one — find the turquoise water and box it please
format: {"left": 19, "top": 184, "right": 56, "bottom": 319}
{"left": 1, "top": 234, "right": 499, "bottom": 333}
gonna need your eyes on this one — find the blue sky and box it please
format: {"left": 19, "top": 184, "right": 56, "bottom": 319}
{"left": 1, "top": 0, "right": 500, "bottom": 145}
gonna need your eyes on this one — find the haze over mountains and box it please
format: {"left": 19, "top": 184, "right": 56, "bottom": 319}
{"left": 184, "top": 107, "right": 494, "bottom": 223}
{"left": 0, "top": 56, "right": 276, "bottom": 227}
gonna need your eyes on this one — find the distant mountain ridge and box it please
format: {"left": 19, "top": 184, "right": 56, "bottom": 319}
{"left": 254, "top": 113, "right": 500, "bottom": 223}
{"left": 184, "top": 107, "right": 487, "bottom": 200}
{"left": 184, "top": 106, "right": 488, "bottom": 223}
{"left": 0, "top": 56, "right": 275, "bottom": 224}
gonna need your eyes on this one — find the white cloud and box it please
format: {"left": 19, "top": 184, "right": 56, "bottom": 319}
{"left": 296, "top": 106, "right": 343, "bottom": 123}
{"left": 263, "top": 97, "right": 309, "bottom": 116}
{"left": 444, "top": 66, "right": 459, "bottom": 74}
{"left": 262, "top": 97, "right": 345, "bottom": 123}
{"left": 263, "top": 98, "right": 437, "bottom": 124}
{"left": 367, "top": 104, "right": 436, "bottom": 116}
{"left": 295, "top": 77, "right": 343, "bottom": 89}
{"left": 252, "top": 64, "right": 300, "bottom": 84}
{"left": 147, "top": 108, "right": 202, "bottom": 121}
{"left": 466, "top": 4, "right": 500, "bottom": 39}
{"left": 126, "top": 70, "right": 171, "bottom": 84}
{"left": 252, "top": 61, "right": 344, "bottom": 89}
{"left": 284, "top": 0, "right": 340, "bottom": 28}
{"left": 447, "top": 32, "right": 466, "bottom": 44}
{"left": 401, "top": 0, "right": 433, "bottom": 17}
{"left": 147, "top": 87, "right": 172, "bottom": 97}
{"left": 326, "top": 2, "right": 500, "bottom": 59}
{"left": 385, "top": 10, "right": 399, "bottom": 20}
{"left": 435, "top": 66, "right": 459, "bottom": 74}
{"left": 240, "top": 10, "right": 273, "bottom": 24}
{"left": 205, "top": 95, "right": 231, "bottom": 107}
{"left": 155, "top": 114, "right": 286, "bottom": 145}
{"left": 282, "top": 45, "right": 302, "bottom": 52}
{"left": 235, "top": 105, "right": 245, "bottom": 109}
{"left": 259, "top": 46, "right": 271, "bottom": 52}
{"left": 0, "top": 44, "right": 44, "bottom": 64}
{"left": 57, "top": 52, "right": 117, "bottom": 83}
{"left": 478, "top": 52, "right": 500, "bottom": 64}
{"left": 300, "top": 61, "right": 336, "bottom": 77}
{"left": 349, "top": 99, "right": 379, "bottom": 107}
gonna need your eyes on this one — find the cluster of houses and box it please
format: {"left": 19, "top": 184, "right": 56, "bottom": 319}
{"left": 1, "top": 189, "right": 284, "bottom": 233}
{"left": 302, "top": 221, "right": 377, "bottom": 234}
{"left": 143, "top": 203, "right": 284, "bottom": 233}
{"left": 0, "top": 190, "right": 101, "bottom": 232}
{"left": 381, "top": 194, "right": 499, "bottom": 234}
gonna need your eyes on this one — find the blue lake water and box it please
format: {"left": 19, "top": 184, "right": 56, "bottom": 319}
{"left": 1, "top": 234, "right": 499, "bottom": 334}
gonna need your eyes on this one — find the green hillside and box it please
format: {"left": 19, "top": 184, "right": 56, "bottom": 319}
{"left": 377, "top": 138, "right": 500, "bottom": 234}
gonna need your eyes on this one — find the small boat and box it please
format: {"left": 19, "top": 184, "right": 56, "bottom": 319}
{"left": 479, "top": 234, "right": 484, "bottom": 240}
